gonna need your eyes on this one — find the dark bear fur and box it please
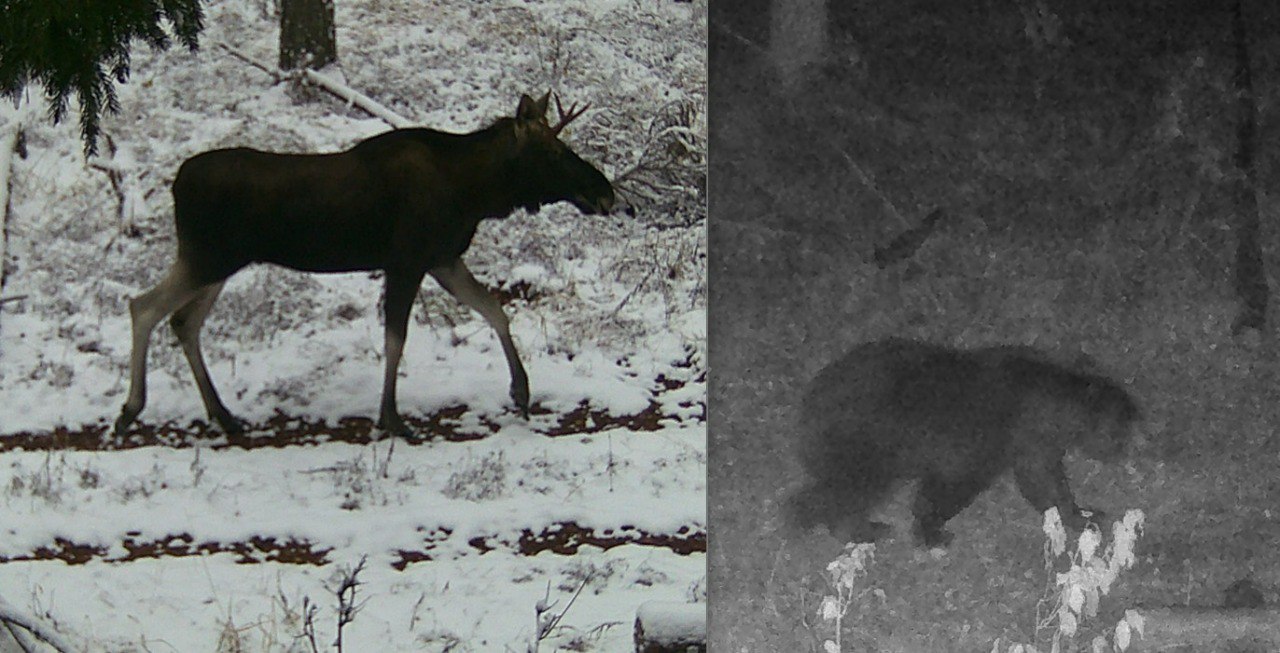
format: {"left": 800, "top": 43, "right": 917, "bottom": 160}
{"left": 787, "top": 338, "right": 1140, "bottom": 547}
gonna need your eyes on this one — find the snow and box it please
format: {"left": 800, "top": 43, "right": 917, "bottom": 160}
{"left": 0, "top": 0, "right": 705, "bottom": 649}
{"left": 635, "top": 601, "right": 706, "bottom": 646}
{"left": 2, "top": 548, "right": 704, "bottom": 652}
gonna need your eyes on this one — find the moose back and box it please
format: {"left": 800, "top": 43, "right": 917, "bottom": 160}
{"left": 114, "top": 92, "right": 615, "bottom": 437}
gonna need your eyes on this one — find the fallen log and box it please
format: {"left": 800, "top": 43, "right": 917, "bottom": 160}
{"left": 215, "top": 41, "right": 411, "bottom": 129}
{"left": 0, "top": 592, "right": 80, "bottom": 652}
{"left": 1130, "top": 606, "right": 1280, "bottom": 651}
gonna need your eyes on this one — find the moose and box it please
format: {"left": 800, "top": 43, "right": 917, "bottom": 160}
{"left": 114, "top": 92, "right": 615, "bottom": 437}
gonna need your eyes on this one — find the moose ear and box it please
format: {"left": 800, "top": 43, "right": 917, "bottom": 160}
{"left": 517, "top": 94, "right": 537, "bottom": 120}
{"left": 517, "top": 93, "right": 550, "bottom": 122}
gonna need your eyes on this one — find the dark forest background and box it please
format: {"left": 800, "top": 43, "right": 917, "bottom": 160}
{"left": 711, "top": 0, "right": 1280, "bottom": 650}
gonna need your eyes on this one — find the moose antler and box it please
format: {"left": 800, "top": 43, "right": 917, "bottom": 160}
{"left": 551, "top": 93, "right": 590, "bottom": 135}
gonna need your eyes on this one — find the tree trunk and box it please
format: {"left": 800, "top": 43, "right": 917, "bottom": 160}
{"left": 769, "top": 0, "right": 827, "bottom": 88}
{"left": 278, "top": 0, "right": 336, "bottom": 71}
{"left": 0, "top": 124, "right": 20, "bottom": 298}
{"left": 1230, "top": 0, "right": 1268, "bottom": 335}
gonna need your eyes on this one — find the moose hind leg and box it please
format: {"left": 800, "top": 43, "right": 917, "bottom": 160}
{"left": 377, "top": 272, "right": 425, "bottom": 436}
{"left": 115, "top": 262, "right": 207, "bottom": 435}
{"left": 170, "top": 281, "right": 243, "bottom": 434}
{"left": 429, "top": 259, "right": 530, "bottom": 417}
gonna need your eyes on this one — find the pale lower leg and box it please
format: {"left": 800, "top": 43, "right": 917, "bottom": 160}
{"left": 115, "top": 262, "right": 206, "bottom": 435}
{"left": 378, "top": 327, "right": 408, "bottom": 434}
{"left": 430, "top": 260, "right": 529, "bottom": 416}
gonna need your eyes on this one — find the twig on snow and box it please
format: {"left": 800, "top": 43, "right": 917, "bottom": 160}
{"left": 215, "top": 41, "right": 284, "bottom": 82}
{"left": 609, "top": 265, "right": 656, "bottom": 319}
{"left": 87, "top": 134, "right": 130, "bottom": 225}
{"left": 329, "top": 555, "right": 368, "bottom": 653}
{"left": 528, "top": 571, "right": 593, "bottom": 652}
{"left": 301, "top": 596, "right": 320, "bottom": 653}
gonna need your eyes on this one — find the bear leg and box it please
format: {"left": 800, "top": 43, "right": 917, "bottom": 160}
{"left": 913, "top": 471, "right": 997, "bottom": 547}
{"left": 786, "top": 456, "right": 895, "bottom": 543}
{"left": 1013, "top": 453, "right": 1100, "bottom": 528}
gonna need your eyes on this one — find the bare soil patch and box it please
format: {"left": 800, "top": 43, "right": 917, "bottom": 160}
{"left": 0, "top": 522, "right": 705, "bottom": 567}
{"left": 0, "top": 379, "right": 705, "bottom": 567}
{"left": 0, "top": 381, "right": 704, "bottom": 452}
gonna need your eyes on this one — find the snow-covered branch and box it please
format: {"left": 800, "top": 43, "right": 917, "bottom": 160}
{"left": 301, "top": 68, "right": 412, "bottom": 129}
{"left": 215, "top": 41, "right": 412, "bottom": 129}
{"left": 0, "top": 593, "right": 80, "bottom": 653}
{"left": 610, "top": 99, "right": 706, "bottom": 219}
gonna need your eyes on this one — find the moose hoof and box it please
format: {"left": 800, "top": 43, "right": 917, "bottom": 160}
{"left": 213, "top": 413, "right": 246, "bottom": 436}
{"left": 377, "top": 413, "right": 412, "bottom": 438}
{"left": 112, "top": 412, "right": 137, "bottom": 437}
{"left": 510, "top": 386, "right": 530, "bottom": 418}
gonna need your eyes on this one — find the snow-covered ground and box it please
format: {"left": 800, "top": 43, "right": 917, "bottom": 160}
{"left": 0, "top": 0, "right": 706, "bottom": 650}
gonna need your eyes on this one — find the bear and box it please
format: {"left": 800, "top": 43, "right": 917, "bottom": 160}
{"left": 786, "top": 338, "right": 1140, "bottom": 548}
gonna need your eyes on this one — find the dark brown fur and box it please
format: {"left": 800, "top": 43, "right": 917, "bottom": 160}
{"left": 788, "top": 338, "right": 1140, "bottom": 547}
{"left": 115, "top": 93, "right": 613, "bottom": 437}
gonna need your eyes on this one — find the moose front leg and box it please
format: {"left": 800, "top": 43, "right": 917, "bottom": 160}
{"left": 429, "top": 259, "right": 530, "bottom": 417}
{"left": 378, "top": 272, "right": 426, "bottom": 436}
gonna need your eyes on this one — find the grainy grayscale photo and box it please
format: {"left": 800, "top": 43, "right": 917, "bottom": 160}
{"left": 0, "top": 1, "right": 706, "bottom": 649}
{"left": 712, "top": 0, "right": 1280, "bottom": 650}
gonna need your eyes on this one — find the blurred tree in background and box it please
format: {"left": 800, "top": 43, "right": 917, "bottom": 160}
{"left": 0, "top": 0, "right": 203, "bottom": 155}
{"left": 278, "top": 0, "right": 336, "bottom": 71}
